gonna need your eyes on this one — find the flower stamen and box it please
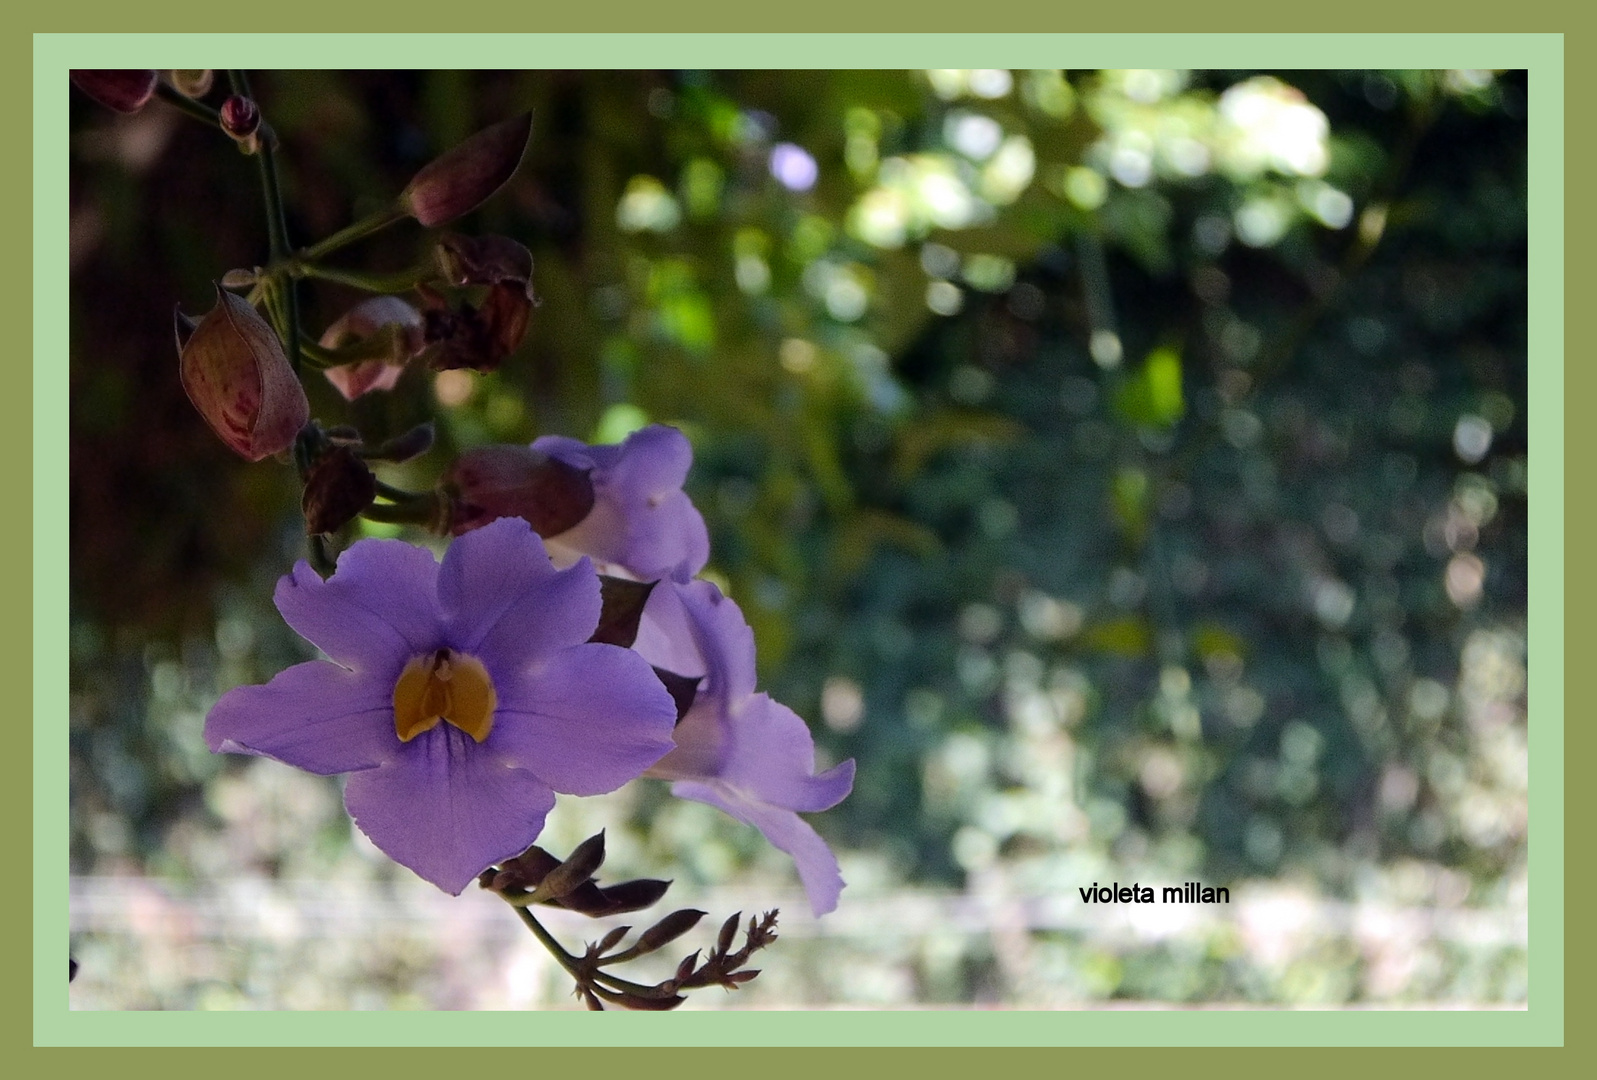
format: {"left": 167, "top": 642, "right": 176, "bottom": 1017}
{"left": 393, "top": 648, "right": 497, "bottom": 743}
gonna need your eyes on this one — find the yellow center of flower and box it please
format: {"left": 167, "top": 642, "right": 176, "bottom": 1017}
{"left": 392, "top": 649, "right": 497, "bottom": 743}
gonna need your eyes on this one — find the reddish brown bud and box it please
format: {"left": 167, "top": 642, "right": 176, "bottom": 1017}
{"left": 401, "top": 112, "right": 532, "bottom": 227}
{"left": 178, "top": 288, "right": 309, "bottom": 461}
{"left": 486, "top": 845, "right": 561, "bottom": 893}
{"left": 596, "top": 925, "right": 632, "bottom": 955}
{"left": 442, "top": 445, "right": 595, "bottom": 537}
{"left": 595, "top": 878, "right": 673, "bottom": 915}
{"left": 633, "top": 909, "right": 706, "bottom": 956}
{"left": 318, "top": 296, "right": 426, "bottom": 400}
{"left": 71, "top": 70, "right": 158, "bottom": 114}
{"left": 301, "top": 445, "right": 377, "bottom": 535}
{"left": 169, "top": 70, "right": 214, "bottom": 98}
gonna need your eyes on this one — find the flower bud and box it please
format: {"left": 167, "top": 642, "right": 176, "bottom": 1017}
{"left": 168, "top": 70, "right": 214, "bottom": 98}
{"left": 220, "top": 95, "right": 262, "bottom": 153}
{"left": 177, "top": 288, "right": 309, "bottom": 461}
{"left": 400, "top": 112, "right": 532, "bottom": 227}
{"left": 318, "top": 296, "right": 426, "bottom": 400}
{"left": 442, "top": 445, "right": 595, "bottom": 537}
{"left": 301, "top": 445, "right": 377, "bottom": 535}
{"left": 71, "top": 70, "right": 158, "bottom": 113}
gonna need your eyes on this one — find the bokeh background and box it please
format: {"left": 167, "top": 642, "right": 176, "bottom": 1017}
{"left": 68, "top": 69, "right": 1527, "bottom": 1008}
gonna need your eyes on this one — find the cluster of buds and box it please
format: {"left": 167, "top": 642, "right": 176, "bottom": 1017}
{"left": 479, "top": 831, "right": 777, "bottom": 1010}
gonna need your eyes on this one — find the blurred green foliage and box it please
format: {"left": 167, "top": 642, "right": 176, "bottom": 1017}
{"left": 69, "top": 68, "right": 1526, "bottom": 1005}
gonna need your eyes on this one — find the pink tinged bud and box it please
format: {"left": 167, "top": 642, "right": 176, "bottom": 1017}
{"left": 71, "top": 70, "right": 158, "bottom": 114}
{"left": 219, "top": 95, "right": 262, "bottom": 153}
{"left": 177, "top": 288, "right": 309, "bottom": 461}
{"left": 442, "top": 445, "right": 595, "bottom": 537}
{"left": 400, "top": 112, "right": 533, "bottom": 228}
{"left": 318, "top": 296, "right": 426, "bottom": 400}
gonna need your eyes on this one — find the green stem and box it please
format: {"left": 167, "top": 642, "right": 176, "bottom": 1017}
{"left": 231, "top": 70, "right": 302, "bottom": 377}
{"left": 154, "top": 82, "right": 222, "bottom": 129}
{"left": 294, "top": 260, "right": 433, "bottom": 295}
{"left": 508, "top": 902, "right": 680, "bottom": 1001}
{"left": 373, "top": 479, "right": 431, "bottom": 505}
{"left": 360, "top": 498, "right": 439, "bottom": 527}
{"left": 298, "top": 204, "right": 409, "bottom": 264}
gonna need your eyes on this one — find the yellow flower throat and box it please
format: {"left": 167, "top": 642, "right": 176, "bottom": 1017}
{"left": 393, "top": 649, "right": 497, "bottom": 743}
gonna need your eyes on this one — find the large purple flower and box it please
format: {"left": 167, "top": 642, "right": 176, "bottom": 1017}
{"left": 204, "top": 517, "right": 678, "bottom": 894}
{"left": 532, "top": 424, "right": 710, "bottom": 583}
{"left": 637, "top": 580, "right": 855, "bottom": 916}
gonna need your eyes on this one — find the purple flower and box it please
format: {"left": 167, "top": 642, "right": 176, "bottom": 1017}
{"left": 204, "top": 517, "right": 678, "bottom": 894}
{"left": 531, "top": 425, "right": 709, "bottom": 583}
{"left": 638, "top": 579, "right": 855, "bottom": 916}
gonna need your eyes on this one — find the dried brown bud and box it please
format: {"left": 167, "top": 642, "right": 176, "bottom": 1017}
{"left": 421, "top": 282, "right": 533, "bottom": 373}
{"left": 441, "top": 445, "right": 595, "bottom": 537}
{"left": 169, "top": 70, "right": 214, "bottom": 98}
{"left": 436, "top": 234, "right": 534, "bottom": 297}
{"left": 71, "top": 70, "right": 158, "bottom": 113}
{"left": 302, "top": 445, "right": 377, "bottom": 535}
{"left": 401, "top": 112, "right": 532, "bottom": 227}
{"left": 319, "top": 296, "right": 426, "bottom": 400}
{"left": 177, "top": 288, "right": 309, "bottom": 461}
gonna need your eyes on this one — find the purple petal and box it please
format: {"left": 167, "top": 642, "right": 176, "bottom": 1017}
{"left": 343, "top": 725, "right": 557, "bottom": 895}
{"left": 436, "top": 516, "right": 600, "bottom": 675}
{"left": 205, "top": 660, "right": 397, "bottom": 775}
{"left": 534, "top": 425, "right": 710, "bottom": 581}
{"left": 671, "top": 781, "right": 847, "bottom": 917}
{"left": 682, "top": 580, "right": 758, "bottom": 705}
{"left": 630, "top": 579, "right": 707, "bottom": 680}
{"left": 491, "top": 643, "right": 677, "bottom": 795}
{"left": 274, "top": 540, "right": 443, "bottom": 677}
{"left": 720, "top": 695, "right": 857, "bottom": 812}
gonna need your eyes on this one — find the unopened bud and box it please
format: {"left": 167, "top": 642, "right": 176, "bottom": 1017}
{"left": 532, "top": 831, "right": 606, "bottom": 901}
{"left": 716, "top": 912, "right": 741, "bottom": 955}
{"left": 169, "top": 70, "right": 214, "bottom": 98}
{"left": 220, "top": 95, "right": 262, "bottom": 151}
{"left": 597, "top": 878, "right": 673, "bottom": 915}
{"left": 674, "top": 951, "right": 700, "bottom": 984}
{"left": 633, "top": 909, "right": 706, "bottom": 956}
{"left": 486, "top": 845, "right": 561, "bottom": 893}
{"left": 71, "top": 70, "right": 158, "bottom": 114}
{"left": 301, "top": 445, "right": 377, "bottom": 535}
{"left": 319, "top": 296, "right": 426, "bottom": 400}
{"left": 596, "top": 925, "right": 631, "bottom": 955}
{"left": 442, "top": 445, "right": 595, "bottom": 537}
{"left": 400, "top": 112, "right": 532, "bottom": 227}
{"left": 177, "top": 288, "right": 309, "bottom": 461}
